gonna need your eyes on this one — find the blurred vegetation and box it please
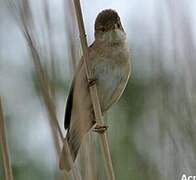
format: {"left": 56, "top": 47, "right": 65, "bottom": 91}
{"left": 0, "top": 0, "right": 196, "bottom": 180}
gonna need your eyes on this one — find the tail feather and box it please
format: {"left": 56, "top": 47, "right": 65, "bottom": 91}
{"left": 59, "top": 109, "right": 96, "bottom": 171}
{"left": 59, "top": 130, "right": 82, "bottom": 171}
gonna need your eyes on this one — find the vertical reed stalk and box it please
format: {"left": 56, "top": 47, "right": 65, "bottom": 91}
{"left": 63, "top": 1, "right": 97, "bottom": 179}
{"left": 72, "top": 1, "right": 116, "bottom": 180}
{"left": 0, "top": 98, "right": 14, "bottom": 180}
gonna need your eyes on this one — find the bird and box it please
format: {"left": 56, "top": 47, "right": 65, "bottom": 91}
{"left": 59, "top": 9, "right": 131, "bottom": 171}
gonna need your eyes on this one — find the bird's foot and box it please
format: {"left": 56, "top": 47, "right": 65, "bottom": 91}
{"left": 88, "top": 78, "right": 97, "bottom": 87}
{"left": 93, "top": 124, "right": 108, "bottom": 134}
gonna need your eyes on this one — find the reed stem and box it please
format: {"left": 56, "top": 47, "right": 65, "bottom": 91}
{"left": 0, "top": 98, "right": 14, "bottom": 180}
{"left": 72, "top": 1, "right": 116, "bottom": 180}
{"left": 16, "top": 1, "right": 82, "bottom": 179}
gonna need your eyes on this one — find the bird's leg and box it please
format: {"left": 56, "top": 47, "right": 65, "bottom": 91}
{"left": 93, "top": 124, "right": 108, "bottom": 134}
{"left": 88, "top": 78, "right": 97, "bottom": 87}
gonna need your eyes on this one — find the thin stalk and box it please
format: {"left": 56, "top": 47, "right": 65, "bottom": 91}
{"left": 16, "top": 1, "right": 82, "bottom": 179}
{"left": 0, "top": 98, "right": 14, "bottom": 180}
{"left": 65, "top": 1, "right": 77, "bottom": 73}
{"left": 72, "top": 0, "right": 116, "bottom": 180}
{"left": 63, "top": 2, "right": 97, "bottom": 179}
{"left": 23, "top": 29, "right": 81, "bottom": 180}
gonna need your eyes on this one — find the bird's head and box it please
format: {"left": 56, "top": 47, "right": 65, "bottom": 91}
{"left": 94, "top": 9, "right": 126, "bottom": 44}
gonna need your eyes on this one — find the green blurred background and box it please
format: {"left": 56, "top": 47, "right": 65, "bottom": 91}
{"left": 0, "top": 0, "right": 196, "bottom": 179}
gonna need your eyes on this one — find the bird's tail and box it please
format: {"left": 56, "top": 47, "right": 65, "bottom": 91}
{"left": 59, "top": 130, "right": 82, "bottom": 171}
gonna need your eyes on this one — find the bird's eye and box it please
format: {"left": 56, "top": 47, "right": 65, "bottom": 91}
{"left": 101, "top": 27, "right": 105, "bottom": 32}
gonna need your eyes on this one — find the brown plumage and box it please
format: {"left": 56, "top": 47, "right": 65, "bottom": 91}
{"left": 59, "top": 9, "right": 131, "bottom": 170}
{"left": 95, "top": 9, "right": 123, "bottom": 31}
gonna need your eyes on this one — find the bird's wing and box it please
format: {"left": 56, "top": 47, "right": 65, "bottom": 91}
{"left": 64, "top": 84, "right": 74, "bottom": 129}
{"left": 67, "top": 61, "right": 95, "bottom": 133}
{"left": 64, "top": 58, "right": 84, "bottom": 130}
{"left": 63, "top": 43, "right": 95, "bottom": 130}
{"left": 60, "top": 44, "right": 96, "bottom": 170}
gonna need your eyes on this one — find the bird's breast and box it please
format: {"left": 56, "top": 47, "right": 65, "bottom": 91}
{"left": 91, "top": 50, "right": 130, "bottom": 111}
